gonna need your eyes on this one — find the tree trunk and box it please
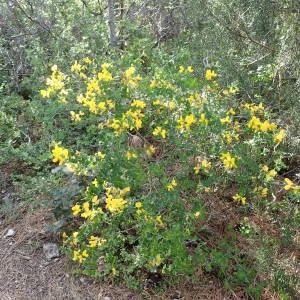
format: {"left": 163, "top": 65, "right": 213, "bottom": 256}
{"left": 108, "top": 0, "right": 117, "bottom": 47}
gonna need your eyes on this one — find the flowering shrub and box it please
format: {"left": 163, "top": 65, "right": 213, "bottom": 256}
{"left": 41, "top": 58, "right": 299, "bottom": 291}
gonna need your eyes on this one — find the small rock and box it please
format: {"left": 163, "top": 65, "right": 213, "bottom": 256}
{"left": 103, "top": 297, "right": 111, "bottom": 300}
{"left": 43, "top": 243, "right": 60, "bottom": 260}
{"left": 171, "top": 290, "right": 182, "bottom": 300}
{"left": 5, "top": 229, "right": 15, "bottom": 237}
{"left": 79, "top": 277, "right": 85, "bottom": 283}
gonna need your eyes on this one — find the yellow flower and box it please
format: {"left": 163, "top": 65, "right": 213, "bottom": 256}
{"left": 229, "top": 87, "right": 239, "bottom": 94}
{"left": 71, "top": 60, "right": 83, "bottom": 72}
{"left": 179, "top": 66, "right": 185, "bottom": 73}
{"left": 92, "top": 178, "right": 99, "bottom": 187}
{"left": 126, "top": 151, "right": 138, "bottom": 160}
{"left": 72, "top": 204, "right": 81, "bottom": 216}
{"left": 135, "top": 202, "right": 142, "bottom": 208}
{"left": 151, "top": 254, "right": 162, "bottom": 266}
{"left": 136, "top": 208, "right": 145, "bottom": 215}
{"left": 92, "top": 195, "right": 99, "bottom": 205}
{"left": 72, "top": 250, "right": 81, "bottom": 262}
{"left": 95, "top": 151, "right": 106, "bottom": 159}
{"left": 40, "top": 89, "right": 51, "bottom": 98}
{"left": 153, "top": 126, "right": 167, "bottom": 139}
{"left": 51, "top": 145, "right": 69, "bottom": 165}
{"left": 70, "top": 110, "right": 84, "bottom": 122}
{"left": 82, "top": 249, "right": 89, "bottom": 258}
{"left": 105, "top": 195, "right": 127, "bottom": 214}
{"left": 284, "top": 178, "right": 300, "bottom": 194}
{"left": 232, "top": 194, "right": 246, "bottom": 205}
{"left": 284, "top": 178, "right": 293, "bottom": 190}
{"left": 194, "top": 211, "right": 201, "bottom": 218}
{"left": 145, "top": 145, "right": 156, "bottom": 156}
{"left": 199, "top": 113, "right": 209, "bottom": 125}
{"left": 122, "top": 66, "right": 141, "bottom": 86}
{"left": 185, "top": 114, "right": 196, "bottom": 130}
{"left": 155, "top": 216, "right": 164, "bottom": 226}
{"left": 83, "top": 57, "right": 93, "bottom": 64}
{"left": 260, "top": 121, "right": 277, "bottom": 132}
{"left": 51, "top": 65, "right": 58, "bottom": 72}
{"left": 248, "top": 116, "right": 261, "bottom": 132}
{"left": 227, "top": 108, "right": 236, "bottom": 116}
{"left": 274, "top": 129, "right": 285, "bottom": 143}
{"left": 89, "top": 236, "right": 98, "bottom": 248}
{"left": 220, "top": 116, "right": 232, "bottom": 125}
{"left": 220, "top": 152, "right": 238, "bottom": 169}
{"left": 80, "top": 201, "right": 92, "bottom": 219}
{"left": 254, "top": 186, "right": 268, "bottom": 198}
{"left": 194, "top": 164, "right": 201, "bottom": 174}
{"left": 167, "top": 178, "right": 177, "bottom": 191}
{"left": 187, "top": 66, "right": 194, "bottom": 73}
{"left": 131, "top": 99, "right": 146, "bottom": 109}
{"left": 205, "top": 69, "right": 217, "bottom": 81}
{"left": 262, "top": 167, "right": 277, "bottom": 182}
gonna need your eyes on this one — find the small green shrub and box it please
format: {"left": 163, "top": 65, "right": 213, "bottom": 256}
{"left": 41, "top": 57, "right": 299, "bottom": 294}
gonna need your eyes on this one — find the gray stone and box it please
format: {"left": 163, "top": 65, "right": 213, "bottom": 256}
{"left": 4, "top": 229, "right": 15, "bottom": 237}
{"left": 43, "top": 243, "right": 60, "bottom": 260}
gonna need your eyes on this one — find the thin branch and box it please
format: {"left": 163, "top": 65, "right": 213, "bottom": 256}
{"left": 80, "top": 0, "right": 104, "bottom": 16}
{"left": 207, "top": 6, "right": 276, "bottom": 52}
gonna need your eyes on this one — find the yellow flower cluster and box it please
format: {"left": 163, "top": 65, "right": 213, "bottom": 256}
{"left": 107, "top": 108, "right": 144, "bottom": 136}
{"left": 135, "top": 201, "right": 145, "bottom": 215}
{"left": 186, "top": 93, "right": 204, "bottom": 107}
{"left": 199, "top": 113, "right": 209, "bottom": 125}
{"left": 260, "top": 165, "right": 277, "bottom": 182}
{"left": 179, "top": 66, "right": 194, "bottom": 73}
{"left": 71, "top": 60, "right": 86, "bottom": 73}
{"left": 248, "top": 116, "right": 277, "bottom": 132}
{"left": 153, "top": 126, "right": 167, "bottom": 139}
{"left": 122, "top": 66, "right": 141, "bottom": 86}
{"left": 88, "top": 235, "right": 107, "bottom": 248}
{"left": 274, "top": 129, "right": 285, "bottom": 143}
{"left": 97, "top": 63, "right": 113, "bottom": 82}
{"left": 194, "top": 159, "right": 212, "bottom": 174}
{"left": 40, "top": 65, "right": 66, "bottom": 98}
{"left": 152, "top": 99, "right": 177, "bottom": 112}
{"left": 150, "top": 254, "right": 163, "bottom": 267}
{"left": 145, "top": 145, "right": 156, "bottom": 157}
{"left": 73, "top": 249, "right": 89, "bottom": 263}
{"left": 205, "top": 69, "right": 217, "bottom": 81}
{"left": 284, "top": 178, "right": 299, "bottom": 194}
{"left": 126, "top": 151, "right": 138, "bottom": 160}
{"left": 51, "top": 144, "right": 69, "bottom": 165}
{"left": 241, "top": 102, "right": 265, "bottom": 115}
{"left": 232, "top": 194, "right": 246, "bottom": 205}
{"left": 71, "top": 196, "right": 104, "bottom": 220}
{"left": 176, "top": 114, "right": 196, "bottom": 131}
{"left": 70, "top": 110, "right": 84, "bottom": 121}
{"left": 167, "top": 178, "right": 177, "bottom": 191}
{"left": 220, "top": 116, "right": 232, "bottom": 125}
{"left": 105, "top": 185, "right": 130, "bottom": 214}
{"left": 220, "top": 152, "right": 238, "bottom": 169}
{"left": 253, "top": 186, "right": 268, "bottom": 198}
{"left": 222, "top": 87, "right": 239, "bottom": 95}
{"left": 222, "top": 131, "right": 239, "bottom": 144}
